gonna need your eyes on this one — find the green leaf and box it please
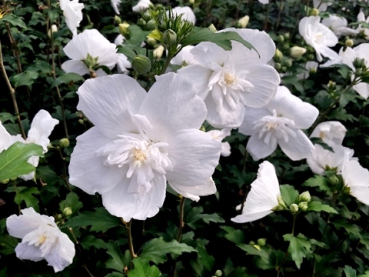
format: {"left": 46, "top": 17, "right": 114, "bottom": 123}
{"left": 182, "top": 28, "right": 255, "bottom": 52}
{"left": 281, "top": 75, "right": 304, "bottom": 93}
{"left": 0, "top": 234, "right": 19, "bottom": 255}
{"left": 186, "top": 206, "right": 224, "bottom": 229}
{"left": 344, "top": 265, "right": 357, "bottom": 277}
{"left": 307, "top": 201, "right": 338, "bottom": 214}
{"left": 52, "top": 73, "right": 84, "bottom": 88}
{"left": 59, "top": 192, "right": 83, "bottom": 216}
{"left": 106, "top": 241, "right": 126, "bottom": 272}
{"left": 190, "top": 245, "right": 215, "bottom": 276}
{"left": 80, "top": 235, "right": 107, "bottom": 250}
{"left": 14, "top": 187, "right": 39, "bottom": 211}
{"left": 331, "top": 218, "right": 362, "bottom": 238}
{"left": 227, "top": 267, "right": 257, "bottom": 277}
{"left": 280, "top": 185, "right": 299, "bottom": 206}
{"left": 11, "top": 71, "right": 39, "bottom": 88}
{"left": 105, "top": 273, "right": 125, "bottom": 277}
{"left": 117, "top": 45, "right": 136, "bottom": 60}
{"left": 65, "top": 207, "right": 121, "bottom": 232}
{"left": 128, "top": 258, "right": 161, "bottom": 277}
{"left": 0, "top": 142, "right": 43, "bottom": 182}
{"left": 302, "top": 175, "right": 331, "bottom": 192}
{"left": 310, "top": 137, "right": 333, "bottom": 152}
{"left": 358, "top": 270, "right": 369, "bottom": 277}
{"left": 283, "top": 233, "right": 312, "bottom": 269}
{"left": 237, "top": 244, "right": 269, "bottom": 260}
{"left": 1, "top": 14, "right": 27, "bottom": 29}
{"left": 220, "top": 226, "right": 245, "bottom": 244}
{"left": 139, "top": 237, "right": 196, "bottom": 264}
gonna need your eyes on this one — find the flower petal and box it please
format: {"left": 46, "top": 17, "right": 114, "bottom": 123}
{"left": 61, "top": 60, "right": 90, "bottom": 76}
{"left": 6, "top": 208, "right": 46, "bottom": 238}
{"left": 246, "top": 133, "right": 277, "bottom": 161}
{"left": 278, "top": 130, "right": 314, "bottom": 161}
{"left": 45, "top": 232, "right": 75, "bottom": 272}
{"left": 169, "top": 178, "right": 217, "bottom": 201}
{"left": 15, "top": 242, "right": 43, "bottom": 262}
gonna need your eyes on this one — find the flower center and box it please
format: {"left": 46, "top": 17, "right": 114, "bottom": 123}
{"left": 313, "top": 33, "right": 323, "bottom": 44}
{"left": 133, "top": 148, "right": 147, "bottom": 167}
{"left": 37, "top": 235, "right": 47, "bottom": 246}
{"left": 224, "top": 72, "right": 236, "bottom": 85}
{"left": 319, "top": 131, "right": 325, "bottom": 139}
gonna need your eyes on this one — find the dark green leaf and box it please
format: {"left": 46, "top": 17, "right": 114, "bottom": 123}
{"left": 332, "top": 218, "right": 362, "bottom": 238}
{"left": 283, "top": 233, "right": 312, "bottom": 269}
{"left": 52, "top": 73, "right": 84, "bottom": 88}
{"left": 11, "top": 71, "right": 38, "bottom": 88}
{"left": 302, "top": 175, "right": 331, "bottom": 192}
{"left": 1, "top": 14, "right": 27, "bottom": 29}
{"left": 128, "top": 258, "right": 161, "bottom": 277}
{"left": 0, "top": 234, "right": 19, "bottom": 255}
{"left": 59, "top": 192, "right": 83, "bottom": 216}
{"left": 280, "top": 185, "right": 299, "bottom": 206}
{"left": 344, "top": 265, "right": 357, "bottom": 277}
{"left": 80, "top": 235, "right": 107, "bottom": 250}
{"left": 307, "top": 201, "right": 338, "bottom": 214}
{"left": 14, "top": 187, "right": 39, "bottom": 211}
{"left": 190, "top": 245, "right": 215, "bottom": 276}
{"left": 220, "top": 226, "right": 245, "bottom": 244}
{"left": 106, "top": 241, "right": 125, "bottom": 272}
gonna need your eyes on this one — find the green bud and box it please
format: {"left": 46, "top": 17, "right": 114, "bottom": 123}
{"left": 345, "top": 39, "right": 354, "bottom": 48}
{"left": 163, "top": 29, "right": 177, "bottom": 48}
{"left": 275, "top": 63, "right": 282, "bottom": 70}
{"left": 114, "top": 15, "right": 122, "bottom": 25}
{"left": 298, "top": 202, "right": 308, "bottom": 211}
{"left": 83, "top": 53, "right": 98, "bottom": 70}
{"left": 353, "top": 57, "right": 366, "bottom": 69}
{"left": 310, "top": 8, "right": 319, "bottom": 16}
{"left": 1, "top": 179, "right": 9, "bottom": 184}
{"left": 146, "top": 19, "right": 157, "bottom": 30}
{"left": 59, "top": 138, "right": 70, "bottom": 148}
{"left": 275, "top": 194, "right": 287, "bottom": 210}
{"left": 290, "top": 203, "right": 299, "bottom": 214}
{"left": 281, "top": 66, "right": 287, "bottom": 72}
{"left": 307, "top": 54, "right": 315, "bottom": 60}
{"left": 278, "top": 35, "right": 284, "bottom": 42}
{"left": 208, "top": 24, "right": 217, "bottom": 33}
{"left": 343, "top": 186, "right": 350, "bottom": 194}
{"left": 299, "top": 191, "right": 311, "bottom": 203}
{"left": 249, "top": 240, "right": 255, "bottom": 245}
{"left": 284, "top": 32, "right": 290, "bottom": 40}
{"left": 290, "top": 46, "right": 306, "bottom": 58}
{"left": 328, "top": 175, "right": 340, "bottom": 186}
{"left": 282, "top": 43, "right": 290, "bottom": 50}
{"left": 137, "top": 18, "right": 146, "bottom": 28}
{"left": 237, "top": 15, "right": 249, "bottom": 28}
{"left": 132, "top": 55, "right": 152, "bottom": 75}
{"left": 78, "top": 119, "right": 84, "bottom": 125}
{"left": 253, "top": 244, "right": 261, "bottom": 251}
{"left": 274, "top": 49, "right": 283, "bottom": 62}
{"left": 147, "top": 37, "right": 157, "bottom": 47}
{"left": 327, "top": 80, "right": 336, "bottom": 90}
{"left": 119, "top": 22, "right": 130, "bottom": 37}
{"left": 63, "top": 207, "right": 73, "bottom": 216}
{"left": 257, "top": 238, "right": 267, "bottom": 246}
{"left": 189, "top": 0, "right": 195, "bottom": 3}
{"left": 142, "top": 10, "right": 152, "bottom": 21}
{"left": 355, "top": 68, "right": 363, "bottom": 77}
{"left": 215, "top": 270, "right": 223, "bottom": 277}
{"left": 284, "top": 59, "right": 293, "bottom": 67}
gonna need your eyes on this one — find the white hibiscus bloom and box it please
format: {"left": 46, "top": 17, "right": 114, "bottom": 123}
{"left": 299, "top": 16, "right": 339, "bottom": 62}
{"left": 341, "top": 159, "right": 369, "bottom": 205}
{"left": 232, "top": 161, "right": 280, "bottom": 223}
{"left": 178, "top": 28, "right": 280, "bottom": 128}
{"left": 257, "top": 0, "right": 269, "bottom": 4}
{"left": 111, "top": 0, "right": 122, "bottom": 14}
{"left": 310, "top": 121, "right": 347, "bottom": 147}
{"left": 59, "top": 0, "right": 84, "bottom": 37}
{"left": 6, "top": 207, "right": 75, "bottom": 272}
{"left": 239, "top": 86, "right": 319, "bottom": 161}
{"left": 357, "top": 10, "right": 369, "bottom": 39}
{"left": 132, "top": 0, "right": 152, "bottom": 13}
{"left": 322, "top": 14, "right": 358, "bottom": 37}
{"left": 69, "top": 73, "right": 221, "bottom": 221}
{"left": 170, "top": 6, "right": 196, "bottom": 24}
{"left": 0, "top": 110, "right": 59, "bottom": 181}
{"left": 62, "top": 29, "right": 119, "bottom": 77}
{"left": 207, "top": 128, "right": 231, "bottom": 157}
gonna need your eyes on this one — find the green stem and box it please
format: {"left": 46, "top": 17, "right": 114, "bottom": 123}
{"left": 263, "top": 1, "right": 271, "bottom": 31}
{"left": 176, "top": 196, "right": 186, "bottom": 242}
{"left": 275, "top": 0, "right": 285, "bottom": 30}
{"left": 122, "top": 219, "right": 137, "bottom": 259}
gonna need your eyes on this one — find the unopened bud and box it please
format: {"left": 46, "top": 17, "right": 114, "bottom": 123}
{"left": 281, "top": 66, "right": 287, "bottom": 72}
{"left": 63, "top": 207, "right": 72, "bottom": 216}
{"left": 119, "top": 22, "right": 130, "bottom": 37}
{"left": 257, "top": 238, "right": 267, "bottom": 246}
{"left": 275, "top": 63, "right": 282, "bottom": 70}
{"left": 114, "top": 15, "right": 122, "bottom": 25}
{"left": 249, "top": 240, "right": 255, "bottom": 245}
{"left": 137, "top": 18, "right": 146, "bottom": 28}
{"left": 274, "top": 49, "right": 283, "bottom": 62}
{"left": 208, "top": 24, "right": 217, "bottom": 33}
{"left": 298, "top": 202, "right": 308, "bottom": 211}
{"left": 284, "top": 32, "right": 290, "bottom": 40}
{"left": 284, "top": 59, "right": 293, "bottom": 67}
{"left": 353, "top": 57, "right": 366, "bottom": 69}
{"left": 327, "top": 80, "right": 336, "bottom": 90}
{"left": 132, "top": 55, "right": 152, "bottom": 75}
{"left": 329, "top": 175, "right": 340, "bottom": 186}
{"left": 163, "top": 29, "right": 177, "bottom": 48}
{"left": 59, "top": 138, "right": 70, "bottom": 148}
{"left": 278, "top": 35, "right": 284, "bottom": 42}
{"left": 215, "top": 270, "right": 223, "bottom": 277}
{"left": 237, "top": 15, "right": 249, "bottom": 28}
{"left": 153, "top": 45, "right": 165, "bottom": 60}
{"left": 290, "top": 46, "right": 306, "bottom": 58}
{"left": 299, "top": 191, "right": 311, "bottom": 203}
{"left": 276, "top": 194, "right": 287, "bottom": 210}
{"left": 290, "top": 203, "right": 299, "bottom": 214}
{"left": 345, "top": 39, "right": 354, "bottom": 48}
{"left": 78, "top": 119, "right": 84, "bottom": 125}
{"left": 48, "top": 24, "right": 58, "bottom": 38}
{"left": 1, "top": 179, "right": 9, "bottom": 184}
{"left": 310, "top": 8, "right": 319, "bottom": 16}
{"left": 147, "top": 37, "right": 157, "bottom": 47}
{"left": 189, "top": 0, "right": 195, "bottom": 3}
{"left": 142, "top": 10, "right": 151, "bottom": 21}
{"left": 146, "top": 19, "right": 157, "bottom": 30}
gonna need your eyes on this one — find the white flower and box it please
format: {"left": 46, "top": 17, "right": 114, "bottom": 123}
{"left": 239, "top": 86, "right": 318, "bottom": 161}
{"left": 6, "top": 207, "right": 75, "bottom": 272}
{"left": 178, "top": 28, "right": 280, "bottom": 128}
{"left": 62, "top": 29, "right": 119, "bottom": 77}
{"left": 69, "top": 73, "right": 221, "bottom": 221}
{"left": 321, "top": 14, "right": 358, "bottom": 37}
{"left": 59, "top": 0, "right": 84, "bottom": 37}
{"left": 357, "top": 10, "right": 369, "bottom": 39}
{"left": 132, "top": 0, "right": 152, "bottom": 13}
{"left": 313, "top": 0, "right": 332, "bottom": 12}
{"left": 171, "top": 45, "right": 197, "bottom": 67}
{"left": 232, "top": 161, "right": 280, "bottom": 223}
{"left": 170, "top": 6, "right": 196, "bottom": 24}
{"left": 257, "top": 0, "right": 269, "bottom": 4}
{"left": 297, "top": 61, "right": 318, "bottom": 79}
{"left": 111, "top": 0, "right": 122, "bottom": 14}
{"left": 310, "top": 121, "right": 347, "bottom": 146}
{"left": 207, "top": 128, "right": 231, "bottom": 157}
{"left": 0, "top": 110, "right": 59, "bottom": 181}
{"left": 299, "top": 16, "right": 339, "bottom": 62}
{"left": 341, "top": 159, "right": 369, "bottom": 205}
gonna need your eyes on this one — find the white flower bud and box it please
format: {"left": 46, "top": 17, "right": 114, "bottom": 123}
{"left": 290, "top": 46, "right": 306, "bottom": 58}
{"left": 48, "top": 24, "right": 58, "bottom": 38}
{"left": 237, "top": 15, "right": 249, "bottom": 28}
{"left": 153, "top": 45, "right": 165, "bottom": 60}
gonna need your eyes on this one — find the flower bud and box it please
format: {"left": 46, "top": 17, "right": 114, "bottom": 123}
{"left": 310, "top": 8, "right": 319, "bottom": 16}
{"left": 278, "top": 35, "right": 284, "bottom": 42}
{"left": 328, "top": 175, "right": 340, "bottom": 186}
{"left": 189, "top": 0, "right": 195, "bottom": 3}
{"left": 63, "top": 207, "right": 73, "bottom": 216}
{"left": 142, "top": 10, "right": 151, "bottom": 21}
{"left": 290, "top": 203, "right": 299, "bottom": 214}
{"left": 59, "top": 138, "right": 70, "bottom": 148}
{"left": 137, "top": 18, "right": 146, "bottom": 28}
{"left": 284, "top": 32, "right": 290, "bottom": 40}
{"left": 253, "top": 244, "right": 261, "bottom": 250}
{"left": 119, "top": 22, "right": 130, "bottom": 37}
{"left": 1, "top": 179, "right": 9, "bottom": 184}
{"left": 276, "top": 194, "right": 287, "bottom": 210}
{"left": 78, "top": 119, "right": 84, "bottom": 125}
{"left": 208, "top": 24, "right": 217, "bottom": 32}
{"left": 298, "top": 191, "right": 311, "bottom": 203}
{"left": 298, "top": 202, "right": 308, "bottom": 211}
{"left": 345, "top": 39, "right": 354, "bottom": 48}
{"left": 147, "top": 37, "right": 157, "bottom": 47}
{"left": 327, "top": 80, "right": 336, "bottom": 90}
{"left": 215, "top": 270, "right": 223, "bottom": 277}
{"left": 114, "top": 15, "right": 122, "bottom": 25}
{"left": 274, "top": 63, "right": 281, "bottom": 70}
{"left": 153, "top": 45, "right": 165, "bottom": 60}
{"left": 237, "top": 15, "right": 249, "bottom": 28}
{"left": 307, "top": 54, "right": 315, "bottom": 60}
{"left": 163, "top": 29, "right": 177, "bottom": 48}
{"left": 353, "top": 57, "right": 366, "bottom": 69}
{"left": 274, "top": 49, "right": 283, "bottom": 62}
{"left": 290, "top": 46, "right": 306, "bottom": 58}
{"left": 48, "top": 24, "right": 58, "bottom": 38}
{"left": 146, "top": 19, "right": 157, "bottom": 30}
{"left": 257, "top": 238, "right": 267, "bottom": 246}
{"left": 132, "top": 55, "right": 152, "bottom": 75}
{"left": 284, "top": 59, "right": 293, "bottom": 67}
{"left": 281, "top": 66, "right": 287, "bottom": 72}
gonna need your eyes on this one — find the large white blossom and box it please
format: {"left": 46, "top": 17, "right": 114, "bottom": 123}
{"left": 232, "top": 161, "right": 280, "bottom": 223}
{"left": 310, "top": 121, "right": 347, "bottom": 146}
{"left": 239, "top": 86, "right": 319, "bottom": 161}
{"left": 357, "top": 10, "right": 369, "bottom": 39}
{"left": 299, "top": 16, "right": 339, "bottom": 62}
{"left": 59, "top": 0, "right": 84, "bottom": 37}
{"left": 7, "top": 207, "right": 75, "bottom": 272}
{"left": 178, "top": 28, "right": 280, "bottom": 128}
{"left": 313, "top": 0, "right": 332, "bottom": 12}
{"left": 69, "top": 73, "right": 221, "bottom": 221}
{"left": 62, "top": 29, "right": 119, "bottom": 77}
{"left": 321, "top": 14, "right": 358, "bottom": 37}
{"left": 0, "top": 110, "right": 58, "bottom": 181}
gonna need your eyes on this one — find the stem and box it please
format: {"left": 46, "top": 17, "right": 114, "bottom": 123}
{"left": 0, "top": 41, "right": 26, "bottom": 139}
{"left": 263, "top": 1, "right": 271, "bottom": 31}
{"left": 5, "top": 23, "right": 22, "bottom": 74}
{"left": 122, "top": 219, "right": 137, "bottom": 259}
{"left": 275, "top": 0, "right": 285, "bottom": 30}
{"left": 160, "top": 51, "right": 174, "bottom": 75}
{"left": 56, "top": 147, "right": 72, "bottom": 192}
{"left": 176, "top": 196, "right": 186, "bottom": 242}
{"left": 240, "top": 149, "right": 249, "bottom": 212}
{"left": 13, "top": 181, "right": 21, "bottom": 214}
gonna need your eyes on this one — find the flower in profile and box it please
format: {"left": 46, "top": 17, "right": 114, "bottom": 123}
{"left": 132, "top": 0, "right": 152, "bottom": 13}
{"left": 62, "top": 29, "right": 119, "bottom": 77}
{"left": 111, "top": 0, "right": 122, "bottom": 14}
{"left": 207, "top": 128, "right": 231, "bottom": 157}
{"left": 59, "top": 0, "right": 84, "bottom": 37}
{"left": 69, "top": 73, "right": 221, "bottom": 221}
{"left": 6, "top": 207, "right": 75, "bottom": 272}
{"left": 299, "top": 16, "right": 339, "bottom": 62}
{"left": 310, "top": 121, "right": 347, "bottom": 146}
{"left": 239, "top": 86, "right": 318, "bottom": 161}
{"left": 357, "top": 10, "right": 369, "bottom": 39}
{"left": 170, "top": 6, "right": 196, "bottom": 24}
{"left": 232, "top": 161, "right": 281, "bottom": 223}
{"left": 0, "top": 110, "right": 58, "bottom": 181}
{"left": 321, "top": 14, "right": 358, "bottom": 37}
{"left": 178, "top": 28, "right": 280, "bottom": 128}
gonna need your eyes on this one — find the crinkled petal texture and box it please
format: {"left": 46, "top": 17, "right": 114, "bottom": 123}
{"left": 69, "top": 73, "right": 221, "bottom": 221}
{"left": 342, "top": 159, "right": 369, "bottom": 205}
{"left": 232, "top": 161, "right": 279, "bottom": 223}
{"left": 60, "top": 0, "right": 84, "bottom": 36}
{"left": 7, "top": 208, "right": 75, "bottom": 273}
{"left": 62, "top": 29, "right": 118, "bottom": 76}
{"left": 310, "top": 121, "right": 347, "bottom": 147}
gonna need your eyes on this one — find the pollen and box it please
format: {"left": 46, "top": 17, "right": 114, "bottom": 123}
{"left": 319, "top": 132, "right": 325, "bottom": 139}
{"left": 37, "top": 235, "right": 47, "bottom": 246}
{"left": 224, "top": 72, "right": 236, "bottom": 85}
{"left": 266, "top": 122, "right": 276, "bottom": 130}
{"left": 133, "top": 149, "right": 146, "bottom": 167}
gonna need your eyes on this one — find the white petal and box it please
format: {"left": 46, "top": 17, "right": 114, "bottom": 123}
{"left": 69, "top": 127, "right": 126, "bottom": 194}
{"left": 171, "top": 6, "right": 196, "bottom": 24}
{"left": 246, "top": 133, "right": 277, "bottom": 161}
{"left": 279, "top": 130, "right": 314, "bottom": 161}
{"left": 45, "top": 232, "right": 75, "bottom": 272}
{"left": 354, "top": 82, "right": 369, "bottom": 99}
{"left": 139, "top": 73, "right": 207, "bottom": 141}
{"left": 61, "top": 60, "right": 89, "bottom": 76}
{"left": 15, "top": 242, "right": 43, "bottom": 262}
{"left": 239, "top": 107, "right": 271, "bottom": 136}
{"left": 350, "top": 186, "right": 369, "bottom": 206}
{"left": 310, "top": 121, "right": 347, "bottom": 146}
{"left": 111, "top": 0, "right": 122, "bottom": 14}
{"left": 169, "top": 178, "right": 217, "bottom": 201}
{"left": 232, "top": 210, "right": 273, "bottom": 223}
{"left": 77, "top": 75, "right": 146, "bottom": 138}
{"left": 342, "top": 159, "right": 369, "bottom": 190}
{"left": 166, "top": 130, "right": 221, "bottom": 188}
{"left": 132, "top": 0, "right": 152, "bottom": 12}
{"left": 6, "top": 208, "right": 45, "bottom": 238}
{"left": 0, "top": 122, "right": 13, "bottom": 151}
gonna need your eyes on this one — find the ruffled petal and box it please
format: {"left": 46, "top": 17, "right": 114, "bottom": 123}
{"left": 15, "top": 242, "right": 43, "bottom": 262}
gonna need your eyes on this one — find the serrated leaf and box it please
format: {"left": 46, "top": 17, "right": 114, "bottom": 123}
{"left": 307, "top": 201, "right": 338, "bottom": 214}
{"left": 283, "top": 233, "right": 312, "bottom": 269}
{"left": 106, "top": 241, "right": 125, "bottom": 272}
{"left": 302, "top": 175, "right": 331, "bottom": 192}
{"left": 139, "top": 237, "right": 196, "bottom": 264}
{"left": 65, "top": 207, "right": 121, "bottom": 232}
{"left": 0, "top": 142, "right": 43, "bottom": 182}
{"left": 117, "top": 45, "right": 136, "bottom": 60}
{"left": 332, "top": 218, "right": 362, "bottom": 238}
{"left": 182, "top": 28, "right": 255, "bottom": 52}
{"left": 1, "top": 14, "right": 27, "bottom": 29}
{"left": 128, "top": 258, "right": 161, "bottom": 277}
{"left": 11, "top": 71, "right": 38, "bottom": 88}
{"left": 52, "top": 73, "right": 84, "bottom": 88}
{"left": 190, "top": 245, "right": 215, "bottom": 276}
{"left": 80, "top": 235, "right": 107, "bottom": 250}
{"left": 280, "top": 185, "right": 299, "bottom": 206}
{"left": 220, "top": 226, "right": 245, "bottom": 244}
{"left": 14, "top": 186, "right": 39, "bottom": 211}
{"left": 237, "top": 244, "right": 269, "bottom": 260}
{"left": 59, "top": 192, "right": 83, "bottom": 216}
{"left": 344, "top": 265, "right": 357, "bottom": 277}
